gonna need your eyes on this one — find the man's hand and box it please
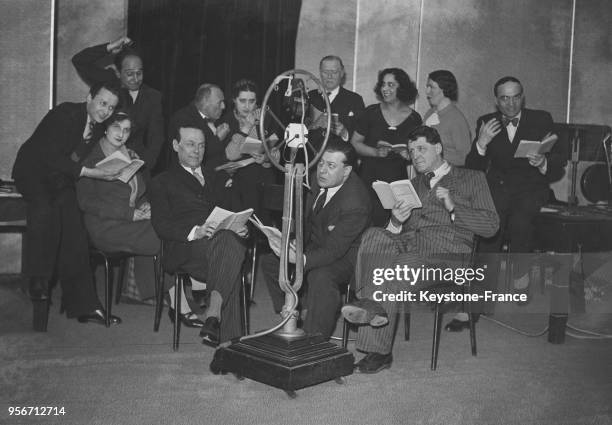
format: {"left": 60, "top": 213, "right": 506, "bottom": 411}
{"left": 526, "top": 152, "right": 546, "bottom": 169}
{"left": 80, "top": 167, "right": 121, "bottom": 181}
{"left": 435, "top": 186, "right": 455, "bottom": 212}
{"left": 331, "top": 120, "right": 347, "bottom": 139}
{"left": 107, "top": 36, "right": 132, "bottom": 54}
{"left": 390, "top": 200, "right": 413, "bottom": 226}
{"left": 133, "top": 203, "right": 151, "bottom": 221}
{"left": 250, "top": 152, "right": 267, "bottom": 164}
{"left": 216, "top": 123, "right": 230, "bottom": 141}
{"left": 476, "top": 118, "right": 502, "bottom": 150}
{"left": 236, "top": 225, "right": 249, "bottom": 239}
{"left": 194, "top": 222, "right": 218, "bottom": 240}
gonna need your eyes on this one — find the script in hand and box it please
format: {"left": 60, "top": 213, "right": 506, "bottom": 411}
{"left": 372, "top": 179, "right": 422, "bottom": 210}
{"left": 514, "top": 133, "right": 558, "bottom": 158}
{"left": 376, "top": 141, "right": 408, "bottom": 153}
{"left": 95, "top": 150, "right": 144, "bottom": 183}
{"left": 240, "top": 137, "right": 264, "bottom": 155}
{"left": 249, "top": 214, "right": 282, "bottom": 250}
{"left": 215, "top": 157, "right": 257, "bottom": 172}
{"left": 205, "top": 207, "right": 254, "bottom": 236}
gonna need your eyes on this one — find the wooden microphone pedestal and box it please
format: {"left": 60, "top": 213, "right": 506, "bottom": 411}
{"left": 210, "top": 333, "right": 354, "bottom": 397}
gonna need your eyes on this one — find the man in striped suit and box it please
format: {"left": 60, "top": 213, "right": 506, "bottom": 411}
{"left": 342, "top": 126, "right": 499, "bottom": 373}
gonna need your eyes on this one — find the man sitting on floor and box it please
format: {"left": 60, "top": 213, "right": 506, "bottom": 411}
{"left": 342, "top": 126, "right": 499, "bottom": 373}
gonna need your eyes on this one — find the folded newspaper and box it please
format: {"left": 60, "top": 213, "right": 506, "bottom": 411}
{"left": 205, "top": 206, "right": 253, "bottom": 236}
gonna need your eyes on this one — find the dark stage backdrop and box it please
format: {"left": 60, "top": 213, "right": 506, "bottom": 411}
{"left": 127, "top": 0, "right": 302, "bottom": 169}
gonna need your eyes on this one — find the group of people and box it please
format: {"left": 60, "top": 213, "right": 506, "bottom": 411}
{"left": 13, "top": 35, "right": 564, "bottom": 373}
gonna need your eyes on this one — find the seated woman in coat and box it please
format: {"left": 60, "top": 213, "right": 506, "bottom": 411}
{"left": 77, "top": 111, "right": 203, "bottom": 327}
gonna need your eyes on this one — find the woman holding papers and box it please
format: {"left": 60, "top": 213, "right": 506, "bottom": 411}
{"left": 76, "top": 111, "right": 159, "bottom": 303}
{"left": 422, "top": 70, "right": 471, "bottom": 166}
{"left": 350, "top": 68, "right": 422, "bottom": 226}
{"left": 220, "top": 79, "right": 278, "bottom": 221}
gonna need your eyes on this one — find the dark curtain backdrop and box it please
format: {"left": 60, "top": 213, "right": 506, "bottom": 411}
{"left": 127, "top": 0, "right": 302, "bottom": 169}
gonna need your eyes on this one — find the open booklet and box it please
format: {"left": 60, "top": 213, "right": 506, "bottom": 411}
{"left": 214, "top": 157, "right": 256, "bottom": 172}
{"left": 377, "top": 141, "right": 408, "bottom": 153}
{"left": 249, "top": 214, "right": 282, "bottom": 250}
{"left": 204, "top": 206, "right": 254, "bottom": 236}
{"left": 240, "top": 136, "right": 264, "bottom": 155}
{"left": 372, "top": 179, "right": 422, "bottom": 210}
{"left": 514, "top": 133, "right": 558, "bottom": 158}
{"left": 95, "top": 150, "right": 145, "bottom": 183}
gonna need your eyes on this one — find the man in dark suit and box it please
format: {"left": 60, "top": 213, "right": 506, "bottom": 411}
{"left": 12, "top": 81, "right": 125, "bottom": 329}
{"left": 168, "top": 84, "right": 233, "bottom": 202}
{"left": 149, "top": 126, "right": 247, "bottom": 345}
{"left": 308, "top": 55, "right": 365, "bottom": 148}
{"left": 462, "top": 76, "right": 565, "bottom": 318}
{"left": 342, "top": 126, "right": 499, "bottom": 373}
{"left": 72, "top": 36, "right": 164, "bottom": 170}
{"left": 261, "top": 140, "right": 372, "bottom": 340}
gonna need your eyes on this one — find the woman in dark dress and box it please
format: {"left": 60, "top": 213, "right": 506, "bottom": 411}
{"left": 351, "top": 68, "right": 422, "bottom": 225}
{"left": 219, "top": 79, "right": 279, "bottom": 222}
{"left": 77, "top": 112, "right": 203, "bottom": 327}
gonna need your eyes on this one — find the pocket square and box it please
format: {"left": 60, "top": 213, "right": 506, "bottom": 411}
{"left": 327, "top": 225, "right": 335, "bottom": 231}
{"left": 348, "top": 111, "right": 354, "bottom": 117}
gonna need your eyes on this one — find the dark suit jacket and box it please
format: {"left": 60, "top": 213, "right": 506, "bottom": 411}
{"left": 465, "top": 108, "right": 565, "bottom": 193}
{"left": 308, "top": 86, "right": 365, "bottom": 144}
{"left": 149, "top": 162, "right": 228, "bottom": 271}
{"left": 12, "top": 102, "right": 101, "bottom": 199}
{"left": 167, "top": 103, "right": 228, "bottom": 172}
{"left": 402, "top": 167, "right": 499, "bottom": 255}
{"left": 72, "top": 43, "right": 164, "bottom": 168}
{"left": 304, "top": 171, "right": 372, "bottom": 271}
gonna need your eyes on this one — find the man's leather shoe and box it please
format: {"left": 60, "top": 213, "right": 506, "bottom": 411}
{"left": 355, "top": 352, "right": 393, "bottom": 374}
{"left": 168, "top": 308, "right": 204, "bottom": 328}
{"left": 29, "top": 278, "right": 50, "bottom": 332}
{"left": 444, "top": 319, "right": 470, "bottom": 332}
{"left": 200, "top": 317, "right": 220, "bottom": 347}
{"left": 77, "top": 309, "right": 122, "bottom": 325}
{"left": 445, "top": 314, "right": 479, "bottom": 332}
{"left": 341, "top": 299, "right": 389, "bottom": 327}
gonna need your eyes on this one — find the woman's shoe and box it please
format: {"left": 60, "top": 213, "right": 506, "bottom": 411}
{"left": 168, "top": 308, "right": 204, "bottom": 328}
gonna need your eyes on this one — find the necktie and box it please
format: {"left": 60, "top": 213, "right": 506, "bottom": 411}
{"left": 501, "top": 116, "right": 519, "bottom": 127}
{"left": 313, "top": 188, "right": 328, "bottom": 215}
{"left": 424, "top": 171, "right": 435, "bottom": 188}
{"left": 191, "top": 169, "right": 205, "bottom": 186}
{"left": 83, "top": 120, "right": 95, "bottom": 142}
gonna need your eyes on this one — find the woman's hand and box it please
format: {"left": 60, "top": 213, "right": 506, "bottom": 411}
{"left": 133, "top": 203, "right": 151, "bottom": 221}
{"left": 251, "top": 152, "right": 267, "bottom": 164}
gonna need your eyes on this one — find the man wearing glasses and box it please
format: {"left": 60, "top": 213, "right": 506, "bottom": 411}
{"left": 308, "top": 55, "right": 365, "bottom": 147}
{"left": 458, "top": 76, "right": 565, "bottom": 324}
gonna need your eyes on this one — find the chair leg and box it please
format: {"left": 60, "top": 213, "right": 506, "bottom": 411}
{"left": 249, "top": 242, "right": 257, "bottom": 302}
{"left": 469, "top": 313, "right": 478, "bottom": 356}
{"left": 153, "top": 255, "right": 163, "bottom": 332}
{"left": 103, "top": 256, "right": 112, "bottom": 328}
{"left": 115, "top": 257, "right": 128, "bottom": 305}
{"left": 404, "top": 311, "right": 411, "bottom": 341}
{"left": 173, "top": 274, "right": 182, "bottom": 351}
{"left": 241, "top": 271, "right": 249, "bottom": 334}
{"left": 431, "top": 304, "right": 444, "bottom": 371}
{"left": 342, "top": 289, "right": 350, "bottom": 348}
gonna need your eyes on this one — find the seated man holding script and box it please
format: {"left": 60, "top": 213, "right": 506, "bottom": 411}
{"left": 342, "top": 126, "right": 499, "bottom": 373}
{"left": 261, "top": 140, "right": 372, "bottom": 340}
{"left": 149, "top": 126, "right": 247, "bottom": 346}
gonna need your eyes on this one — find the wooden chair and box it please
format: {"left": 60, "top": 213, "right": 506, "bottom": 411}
{"left": 154, "top": 242, "right": 249, "bottom": 351}
{"left": 89, "top": 248, "right": 160, "bottom": 328}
